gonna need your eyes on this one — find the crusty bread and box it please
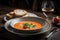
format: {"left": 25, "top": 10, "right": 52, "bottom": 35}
{"left": 6, "top": 14, "right": 13, "bottom": 18}
{"left": 9, "top": 11, "right": 14, "bottom": 15}
{"left": 5, "top": 9, "right": 28, "bottom": 19}
{"left": 14, "top": 9, "right": 27, "bottom": 16}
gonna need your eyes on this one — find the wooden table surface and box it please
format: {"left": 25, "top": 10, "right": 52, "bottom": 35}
{"left": 0, "top": 5, "right": 56, "bottom": 27}
{"left": 0, "top": 5, "right": 58, "bottom": 40}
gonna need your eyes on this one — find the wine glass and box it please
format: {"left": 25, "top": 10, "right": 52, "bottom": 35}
{"left": 41, "top": 0, "right": 54, "bottom": 20}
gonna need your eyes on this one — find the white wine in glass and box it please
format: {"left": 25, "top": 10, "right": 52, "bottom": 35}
{"left": 42, "top": 8, "right": 54, "bottom": 13}
{"left": 41, "top": 0, "right": 54, "bottom": 18}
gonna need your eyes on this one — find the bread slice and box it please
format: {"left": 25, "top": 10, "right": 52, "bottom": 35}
{"left": 14, "top": 9, "right": 27, "bottom": 16}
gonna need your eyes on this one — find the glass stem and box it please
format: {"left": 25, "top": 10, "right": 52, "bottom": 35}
{"left": 43, "top": 12, "right": 48, "bottom": 20}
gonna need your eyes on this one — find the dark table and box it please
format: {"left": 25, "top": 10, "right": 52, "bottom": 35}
{"left": 0, "top": 5, "right": 57, "bottom": 40}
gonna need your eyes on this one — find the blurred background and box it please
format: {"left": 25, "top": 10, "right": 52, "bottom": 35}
{"left": 0, "top": 0, "right": 60, "bottom": 15}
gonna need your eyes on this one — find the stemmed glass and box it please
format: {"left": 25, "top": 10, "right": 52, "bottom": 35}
{"left": 41, "top": 0, "right": 54, "bottom": 20}
{"left": 41, "top": 0, "right": 55, "bottom": 38}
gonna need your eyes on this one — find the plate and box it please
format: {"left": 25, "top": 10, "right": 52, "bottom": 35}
{"left": 4, "top": 18, "right": 51, "bottom": 37}
{"left": 26, "top": 12, "right": 38, "bottom": 17}
{"left": 4, "top": 13, "right": 38, "bottom": 21}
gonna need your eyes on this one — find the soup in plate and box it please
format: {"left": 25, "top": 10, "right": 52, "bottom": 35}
{"left": 14, "top": 21, "right": 42, "bottom": 30}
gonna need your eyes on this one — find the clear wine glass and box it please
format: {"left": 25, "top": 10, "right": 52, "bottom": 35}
{"left": 41, "top": 0, "right": 54, "bottom": 20}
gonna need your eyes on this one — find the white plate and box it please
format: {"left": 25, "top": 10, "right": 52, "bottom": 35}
{"left": 4, "top": 13, "right": 38, "bottom": 21}
{"left": 23, "top": 12, "right": 38, "bottom": 17}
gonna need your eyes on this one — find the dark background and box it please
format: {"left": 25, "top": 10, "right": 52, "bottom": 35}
{"left": 0, "top": 0, "right": 60, "bottom": 15}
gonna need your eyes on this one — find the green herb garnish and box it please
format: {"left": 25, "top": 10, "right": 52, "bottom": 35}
{"left": 21, "top": 23, "right": 36, "bottom": 29}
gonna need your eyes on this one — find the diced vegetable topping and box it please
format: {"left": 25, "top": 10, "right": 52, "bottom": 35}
{"left": 21, "top": 23, "right": 36, "bottom": 29}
